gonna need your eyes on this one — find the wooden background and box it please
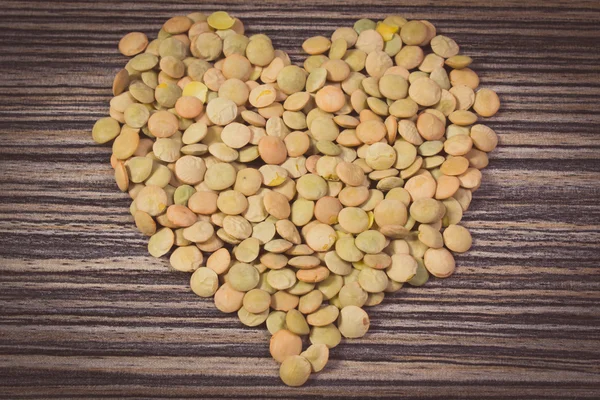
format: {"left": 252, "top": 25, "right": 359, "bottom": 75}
{"left": 1, "top": 0, "right": 599, "bottom": 398}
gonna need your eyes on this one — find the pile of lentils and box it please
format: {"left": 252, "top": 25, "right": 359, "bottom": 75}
{"left": 92, "top": 11, "right": 500, "bottom": 387}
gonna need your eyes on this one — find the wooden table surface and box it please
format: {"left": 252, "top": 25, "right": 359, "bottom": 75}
{"left": 1, "top": 0, "right": 599, "bottom": 398}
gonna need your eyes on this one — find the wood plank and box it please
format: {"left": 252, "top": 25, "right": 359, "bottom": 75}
{"left": 0, "top": 0, "right": 599, "bottom": 398}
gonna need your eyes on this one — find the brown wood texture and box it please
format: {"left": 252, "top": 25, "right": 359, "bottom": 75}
{"left": 1, "top": 0, "right": 600, "bottom": 398}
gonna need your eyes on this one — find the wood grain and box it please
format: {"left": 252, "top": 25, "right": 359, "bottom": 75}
{"left": 1, "top": 0, "right": 600, "bottom": 398}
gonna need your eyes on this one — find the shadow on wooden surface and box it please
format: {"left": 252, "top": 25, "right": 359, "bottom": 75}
{"left": 0, "top": 0, "right": 599, "bottom": 398}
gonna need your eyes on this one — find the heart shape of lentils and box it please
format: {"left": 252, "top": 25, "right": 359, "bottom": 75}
{"left": 91, "top": 10, "right": 500, "bottom": 387}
